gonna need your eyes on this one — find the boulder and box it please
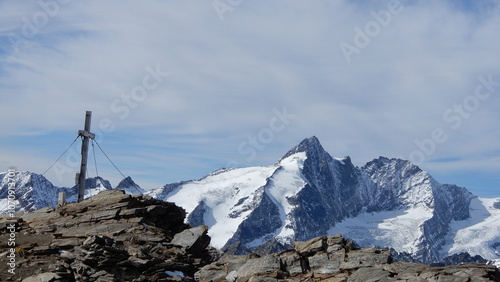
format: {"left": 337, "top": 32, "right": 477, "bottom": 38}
{"left": 171, "top": 225, "right": 211, "bottom": 255}
{"left": 348, "top": 267, "right": 394, "bottom": 282}
{"left": 341, "top": 247, "right": 392, "bottom": 270}
{"left": 293, "top": 236, "right": 327, "bottom": 256}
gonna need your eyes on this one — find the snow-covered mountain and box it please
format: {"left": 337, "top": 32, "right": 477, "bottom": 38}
{"left": 0, "top": 171, "right": 62, "bottom": 213}
{"left": 115, "top": 176, "right": 145, "bottom": 195}
{"left": 147, "top": 136, "right": 500, "bottom": 263}
{"left": 64, "top": 176, "right": 145, "bottom": 202}
{"left": 2, "top": 136, "right": 499, "bottom": 264}
{"left": 0, "top": 172, "right": 143, "bottom": 213}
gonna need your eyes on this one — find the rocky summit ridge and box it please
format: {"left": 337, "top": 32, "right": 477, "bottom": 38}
{"left": 0, "top": 190, "right": 220, "bottom": 281}
{"left": 1, "top": 190, "right": 499, "bottom": 281}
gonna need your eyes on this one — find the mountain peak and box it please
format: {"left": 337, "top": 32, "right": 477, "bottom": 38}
{"left": 280, "top": 136, "right": 327, "bottom": 161}
{"left": 70, "top": 176, "right": 112, "bottom": 190}
{"left": 362, "top": 157, "right": 422, "bottom": 176}
{"left": 116, "top": 176, "right": 137, "bottom": 188}
{"left": 115, "top": 176, "right": 144, "bottom": 194}
{"left": 302, "top": 135, "right": 321, "bottom": 145}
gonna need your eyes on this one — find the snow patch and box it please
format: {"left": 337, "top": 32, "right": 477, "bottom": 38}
{"left": 441, "top": 197, "right": 500, "bottom": 260}
{"left": 490, "top": 259, "right": 500, "bottom": 269}
{"left": 266, "top": 152, "right": 307, "bottom": 241}
{"left": 329, "top": 205, "right": 433, "bottom": 255}
{"left": 334, "top": 157, "right": 346, "bottom": 165}
{"left": 165, "top": 271, "right": 184, "bottom": 277}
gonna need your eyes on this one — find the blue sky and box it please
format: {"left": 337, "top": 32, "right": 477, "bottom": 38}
{"left": 1, "top": 0, "right": 499, "bottom": 197}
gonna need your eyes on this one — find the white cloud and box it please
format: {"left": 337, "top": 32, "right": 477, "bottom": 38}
{"left": 0, "top": 0, "right": 499, "bottom": 195}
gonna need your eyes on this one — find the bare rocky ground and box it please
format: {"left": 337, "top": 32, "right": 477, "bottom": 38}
{"left": 1, "top": 190, "right": 499, "bottom": 281}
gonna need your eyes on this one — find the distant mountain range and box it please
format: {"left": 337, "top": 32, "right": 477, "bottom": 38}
{"left": 1, "top": 136, "right": 499, "bottom": 265}
{"left": 0, "top": 172, "right": 144, "bottom": 213}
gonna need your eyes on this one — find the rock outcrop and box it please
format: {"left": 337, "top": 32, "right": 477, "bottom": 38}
{"left": 196, "top": 234, "right": 500, "bottom": 281}
{"left": 0, "top": 190, "right": 221, "bottom": 281}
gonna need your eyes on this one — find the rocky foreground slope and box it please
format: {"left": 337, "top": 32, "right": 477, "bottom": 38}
{"left": 1, "top": 190, "right": 499, "bottom": 281}
{"left": 0, "top": 190, "right": 220, "bottom": 281}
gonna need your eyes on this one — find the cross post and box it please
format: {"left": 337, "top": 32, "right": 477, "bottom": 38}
{"left": 77, "top": 111, "right": 95, "bottom": 202}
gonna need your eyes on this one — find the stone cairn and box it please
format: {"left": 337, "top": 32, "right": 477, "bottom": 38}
{"left": 1, "top": 190, "right": 499, "bottom": 281}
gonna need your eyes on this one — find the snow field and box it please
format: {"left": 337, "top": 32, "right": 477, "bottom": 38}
{"left": 442, "top": 197, "right": 500, "bottom": 260}
{"left": 167, "top": 166, "right": 278, "bottom": 249}
{"left": 329, "top": 205, "right": 433, "bottom": 255}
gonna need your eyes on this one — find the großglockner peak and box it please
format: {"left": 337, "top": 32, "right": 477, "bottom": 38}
{"left": 148, "top": 136, "right": 500, "bottom": 263}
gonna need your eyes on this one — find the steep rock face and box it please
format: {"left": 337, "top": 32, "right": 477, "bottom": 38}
{"left": 1, "top": 192, "right": 497, "bottom": 282}
{"left": 417, "top": 183, "right": 475, "bottom": 262}
{"left": 362, "top": 157, "right": 434, "bottom": 209}
{"left": 287, "top": 138, "right": 362, "bottom": 241}
{"left": 224, "top": 185, "right": 282, "bottom": 252}
{"left": 362, "top": 157, "right": 475, "bottom": 262}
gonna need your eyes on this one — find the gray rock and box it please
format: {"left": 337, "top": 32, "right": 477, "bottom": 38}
{"left": 341, "top": 247, "right": 391, "bottom": 270}
{"left": 235, "top": 254, "right": 282, "bottom": 278}
{"left": 277, "top": 250, "right": 304, "bottom": 275}
{"left": 309, "top": 252, "right": 341, "bottom": 274}
{"left": 171, "top": 225, "right": 211, "bottom": 254}
{"left": 118, "top": 207, "right": 145, "bottom": 217}
{"left": 50, "top": 238, "right": 83, "bottom": 249}
{"left": 293, "top": 236, "right": 327, "bottom": 256}
{"left": 195, "top": 253, "right": 261, "bottom": 281}
{"left": 127, "top": 256, "right": 151, "bottom": 267}
{"left": 347, "top": 267, "right": 394, "bottom": 282}
{"left": 22, "top": 272, "right": 62, "bottom": 282}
